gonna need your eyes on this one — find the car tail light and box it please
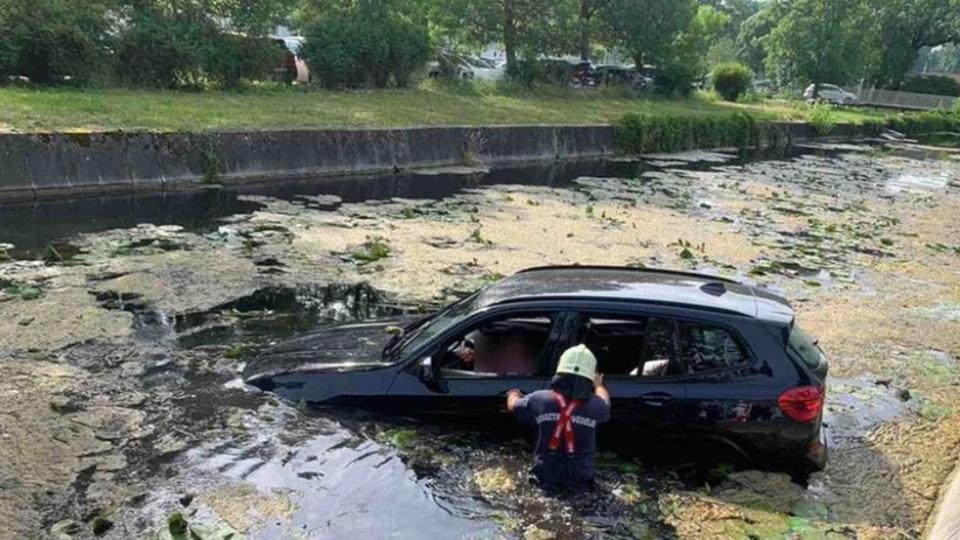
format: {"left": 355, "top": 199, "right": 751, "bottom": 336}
{"left": 778, "top": 385, "right": 824, "bottom": 423}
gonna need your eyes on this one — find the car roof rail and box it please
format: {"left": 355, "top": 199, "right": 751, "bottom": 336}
{"left": 491, "top": 295, "right": 747, "bottom": 317}
{"left": 515, "top": 265, "right": 740, "bottom": 284}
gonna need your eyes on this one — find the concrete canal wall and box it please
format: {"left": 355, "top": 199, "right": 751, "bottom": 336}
{"left": 0, "top": 122, "right": 875, "bottom": 201}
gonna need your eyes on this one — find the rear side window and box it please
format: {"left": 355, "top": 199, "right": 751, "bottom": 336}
{"left": 677, "top": 322, "right": 748, "bottom": 373}
{"left": 787, "top": 326, "right": 824, "bottom": 369}
{"left": 578, "top": 314, "right": 680, "bottom": 378}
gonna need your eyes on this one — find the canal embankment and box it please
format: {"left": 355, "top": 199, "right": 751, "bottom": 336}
{"left": 0, "top": 120, "right": 883, "bottom": 202}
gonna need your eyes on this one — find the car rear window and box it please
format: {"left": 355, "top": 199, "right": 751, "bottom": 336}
{"left": 787, "top": 325, "right": 824, "bottom": 369}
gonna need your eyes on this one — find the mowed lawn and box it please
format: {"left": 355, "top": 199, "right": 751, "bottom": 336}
{"left": 0, "top": 83, "right": 887, "bottom": 133}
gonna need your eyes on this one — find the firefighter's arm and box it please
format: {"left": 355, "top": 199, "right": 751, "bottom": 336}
{"left": 594, "top": 373, "right": 610, "bottom": 404}
{"left": 506, "top": 389, "right": 524, "bottom": 412}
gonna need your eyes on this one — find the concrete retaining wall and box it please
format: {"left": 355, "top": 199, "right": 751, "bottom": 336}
{"left": 0, "top": 122, "right": 876, "bottom": 201}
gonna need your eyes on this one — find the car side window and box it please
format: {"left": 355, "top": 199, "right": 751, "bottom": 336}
{"left": 578, "top": 313, "right": 680, "bottom": 378}
{"left": 438, "top": 312, "right": 558, "bottom": 378}
{"left": 677, "top": 321, "right": 748, "bottom": 374}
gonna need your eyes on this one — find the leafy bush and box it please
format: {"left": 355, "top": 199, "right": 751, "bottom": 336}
{"left": 804, "top": 102, "right": 836, "bottom": 136}
{"left": 115, "top": 9, "right": 282, "bottom": 90}
{"left": 0, "top": 0, "right": 112, "bottom": 85}
{"left": 711, "top": 62, "right": 753, "bottom": 102}
{"left": 899, "top": 75, "right": 960, "bottom": 97}
{"left": 114, "top": 10, "right": 208, "bottom": 89}
{"left": 507, "top": 59, "right": 547, "bottom": 88}
{"left": 653, "top": 60, "right": 699, "bottom": 97}
{"left": 616, "top": 112, "right": 759, "bottom": 154}
{"left": 887, "top": 110, "right": 960, "bottom": 135}
{"left": 301, "top": 6, "right": 429, "bottom": 89}
{"left": 204, "top": 34, "right": 283, "bottom": 89}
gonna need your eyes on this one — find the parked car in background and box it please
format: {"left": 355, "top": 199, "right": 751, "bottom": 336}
{"left": 271, "top": 36, "right": 309, "bottom": 84}
{"left": 753, "top": 78, "right": 776, "bottom": 97}
{"left": 462, "top": 56, "right": 505, "bottom": 81}
{"left": 539, "top": 58, "right": 599, "bottom": 87}
{"left": 429, "top": 52, "right": 505, "bottom": 81}
{"left": 428, "top": 52, "right": 470, "bottom": 80}
{"left": 571, "top": 61, "right": 600, "bottom": 87}
{"left": 596, "top": 65, "right": 647, "bottom": 90}
{"left": 245, "top": 266, "right": 830, "bottom": 473}
{"left": 803, "top": 83, "right": 858, "bottom": 105}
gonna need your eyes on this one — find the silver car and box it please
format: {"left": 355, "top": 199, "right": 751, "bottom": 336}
{"left": 803, "top": 84, "right": 858, "bottom": 105}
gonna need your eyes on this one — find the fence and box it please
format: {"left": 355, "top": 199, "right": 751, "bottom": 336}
{"left": 848, "top": 87, "right": 957, "bottom": 111}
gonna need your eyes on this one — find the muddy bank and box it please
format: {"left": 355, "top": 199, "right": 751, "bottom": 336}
{"left": 1, "top": 140, "right": 959, "bottom": 539}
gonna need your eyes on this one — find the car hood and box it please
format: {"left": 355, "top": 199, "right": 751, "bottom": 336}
{"left": 242, "top": 317, "right": 416, "bottom": 383}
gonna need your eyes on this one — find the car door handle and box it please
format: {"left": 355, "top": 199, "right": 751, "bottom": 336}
{"left": 641, "top": 393, "right": 673, "bottom": 407}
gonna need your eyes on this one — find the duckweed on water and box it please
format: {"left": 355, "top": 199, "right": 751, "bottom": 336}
{"left": 383, "top": 428, "right": 418, "bottom": 450}
{"left": 351, "top": 237, "right": 391, "bottom": 264}
{"left": 2, "top": 285, "right": 43, "bottom": 301}
{"left": 474, "top": 467, "right": 517, "bottom": 494}
{"left": 2, "top": 141, "right": 960, "bottom": 539}
{"left": 166, "top": 512, "right": 188, "bottom": 536}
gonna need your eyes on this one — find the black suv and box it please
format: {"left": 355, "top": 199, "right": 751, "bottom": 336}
{"left": 244, "top": 266, "right": 829, "bottom": 471}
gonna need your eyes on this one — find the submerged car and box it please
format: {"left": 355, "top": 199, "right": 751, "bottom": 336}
{"left": 244, "top": 266, "right": 829, "bottom": 471}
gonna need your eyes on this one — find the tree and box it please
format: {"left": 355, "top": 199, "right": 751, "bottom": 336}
{"left": 575, "top": 0, "right": 611, "bottom": 60}
{"left": 0, "top": 0, "right": 115, "bottom": 84}
{"left": 113, "top": 0, "right": 292, "bottom": 89}
{"left": 124, "top": 0, "right": 299, "bottom": 34}
{"left": 600, "top": 0, "right": 697, "bottom": 68}
{"left": 701, "top": 0, "right": 761, "bottom": 40}
{"left": 916, "top": 44, "right": 960, "bottom": 74}
{"left": 434, "top": 0, "right": 565, "bottom": 70}
{"left": 763, "top": 0, "right": 868, "bottom": 92}
{"left": 300, "top": 0, "right": 430, "bottom": 88}
{"left": 865, "top": 0, "right": 960, "bottom": 87}
{"left": 735, "top": 0, "right": 789, "bottom": 76}
{"left": 691, "top": 4, "right": 732, "bottom": 61}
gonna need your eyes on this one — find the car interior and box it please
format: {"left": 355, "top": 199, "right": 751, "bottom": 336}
{"left": 440, "top": 315, "right": 554, "bottom": 377}
{"left": 677, "top": 322, "right": 748, "bottom": 373}
{"left": 581, "top": 316, "right": 682, "bottom": 378}
{"left": 437, "top": 312, "right": 748, "bottom": 379}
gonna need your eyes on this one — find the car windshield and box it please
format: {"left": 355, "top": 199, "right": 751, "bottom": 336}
{"left": 383, "top": 292, "right": 480, "bottom": 360}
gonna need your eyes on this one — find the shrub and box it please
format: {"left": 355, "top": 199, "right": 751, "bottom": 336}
{"left": 507, "top": 59, "right": 547, "bottom": 88}
{"left": 899, "top": 75, "right": 960, "bottom": 97}
{"left": 887, "top": 110, "right": 960, "bottom": 135}
{"left": 115, "top": 9, "right": 282, "bottom": 90}
{"left": 804, "top": 102, "right": 836, "bottom": 136}
{"left": 616, "top": 112, "right": 759, "bottom": 154}
{"left": 204, "top": 34, "right": 283, "bottom": 90}
{"left": 301, "top": 6, "right": 429, "bottom": 89}
{"left": 0, "top": 0, "right": 112, "bottom": 85}
{"left": 114, "top": 10, "right": 208, "bottom": 89}
{"left": 711, "top": 62, "right": 753, "bottom": 102}
{"left": 653, "top": 60, "right": 699, "bottom": 97}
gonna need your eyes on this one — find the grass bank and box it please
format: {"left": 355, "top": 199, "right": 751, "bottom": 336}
{"left": 0, "top": 82, "right": 887, "bottom": 133}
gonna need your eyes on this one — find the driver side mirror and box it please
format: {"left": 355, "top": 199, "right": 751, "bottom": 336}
{"left": 417, "top": 356, "right": 448, "bottom": 394}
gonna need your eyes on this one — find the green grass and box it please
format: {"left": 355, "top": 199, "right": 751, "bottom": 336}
{"left": 0, "top": 81, "right": 888, "bottom": 133}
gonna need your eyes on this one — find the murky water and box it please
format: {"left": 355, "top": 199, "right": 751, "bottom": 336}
{"left": 1, "top": 138, "right": 959, "bottom": 539}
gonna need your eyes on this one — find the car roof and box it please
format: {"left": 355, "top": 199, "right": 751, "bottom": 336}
{"left": 476, "top": 266, "right": 794, "bottom": 324}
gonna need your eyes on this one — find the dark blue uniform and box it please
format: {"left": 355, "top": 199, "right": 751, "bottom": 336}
{"left": 512, "top": 390, "right": 610, "bottom": 487}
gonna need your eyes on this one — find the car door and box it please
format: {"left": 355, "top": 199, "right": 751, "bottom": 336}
{"left": 674, "top": 317, "right": 781, "bottom": 460}
{"left": 572, "top": 310, "right": 686, "bottom": 436}
{"left": 386, "top": 309, "right": 573, "bottom": 417}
